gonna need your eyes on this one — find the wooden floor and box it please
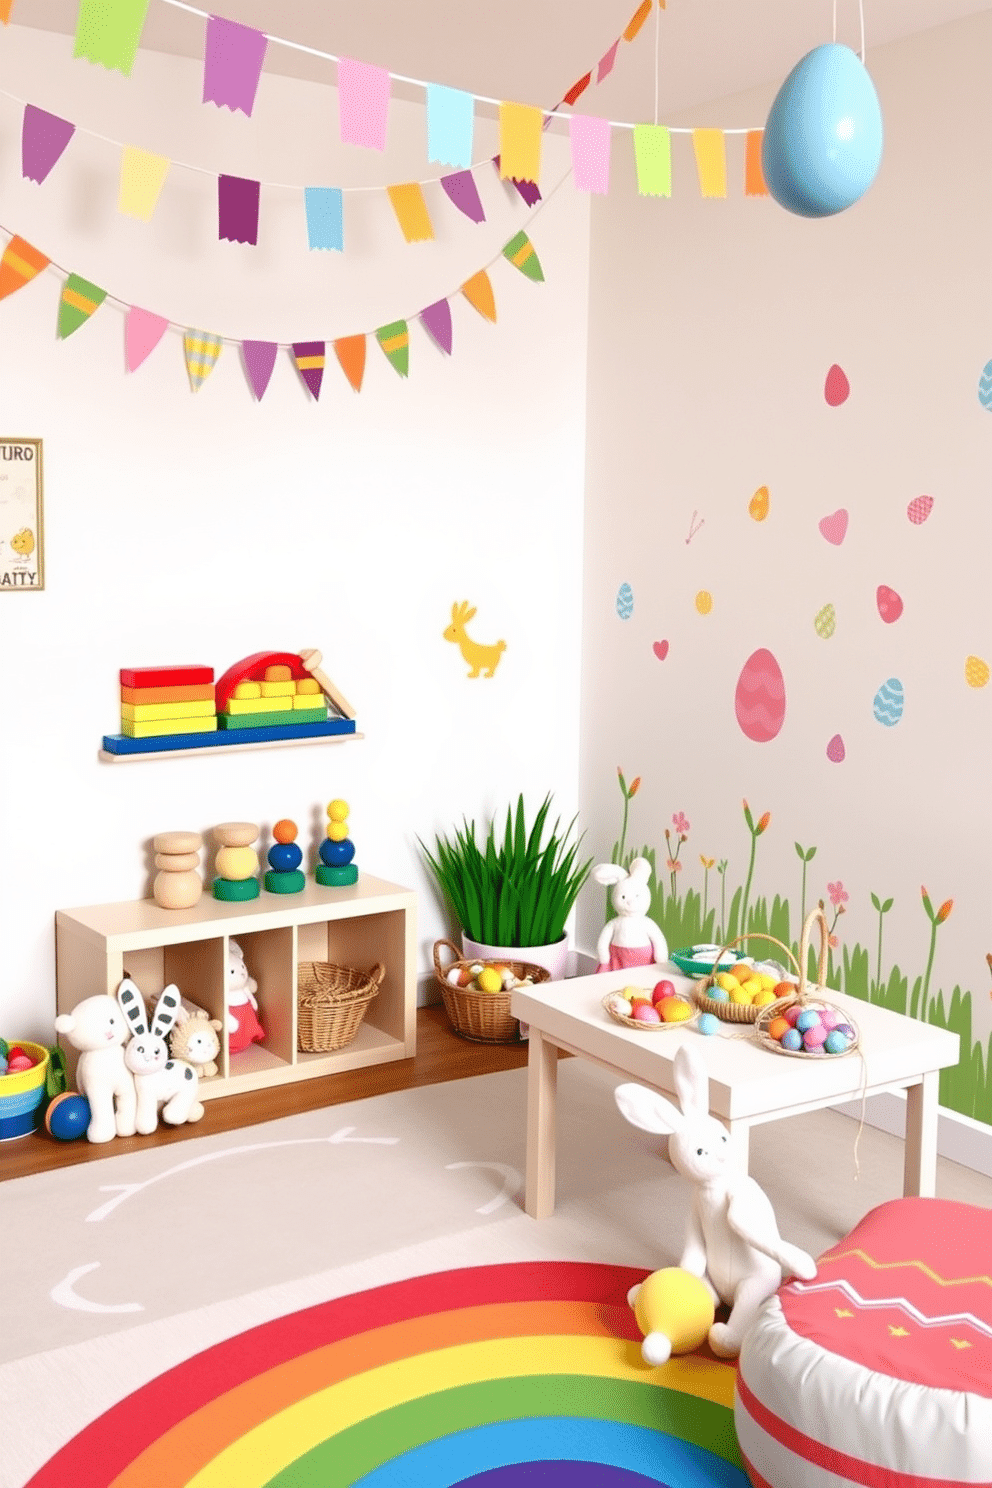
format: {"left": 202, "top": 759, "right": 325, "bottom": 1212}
{"left": 1, "top": 1005, "right": 531, "bottom": 1183}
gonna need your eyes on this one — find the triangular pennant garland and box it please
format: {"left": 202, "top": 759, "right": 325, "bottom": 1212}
{"left": 420, "top": 299, "right": 452, "bottom": 356}
{"left": 184, "top": 329, "right": 222, "bottom": 391}
{"left": 125, "top": 306, "right": 169, "bottom": 370}
{"left": 22, "top": 106, "right": 76, "bottom": 184}
{"left": 440, "top": 170, "right": 485, "bottom": 224}
{"left": 461, "top": 269, "right": 497, "bottom": 323}
{"left": 241, "top": 340, "right": 278, "bottom": 400}
{"left": 0, "top": 235, "right": 49, "bottom": 301}
{"left": 376, "top": 320, "right": 409, "bottom": 378}
{"left": 58, "top": 274, "right": 106, "bottom": 339}
{"left": 502, "top": 231, "right": 544, "bottom": 283}
{"left": 334, "top": 335, "right": 366, "bottom": 393}
{"left": 292, "top": 341, "right": 325, "bottom": 400}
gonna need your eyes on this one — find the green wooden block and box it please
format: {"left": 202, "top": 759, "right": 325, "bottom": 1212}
{"left": 213, "top": 877, "right": 260, "bottom": 901}
{"left": 218, "top": 706, "right": 328, "bottom": 730}
{"left": 264, "top": 869, "right": 306, "bottom": 894}
{"left": 315, "top": 864, "right": 359, "bottom": 887}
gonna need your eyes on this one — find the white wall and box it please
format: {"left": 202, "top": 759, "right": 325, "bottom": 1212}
{"left": 0, "top": 27, "right": 590, "bottom": 1036}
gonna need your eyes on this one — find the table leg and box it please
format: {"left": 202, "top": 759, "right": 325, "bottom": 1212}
{"left": 904, "top": 1070, "right": 938, "bottom": 1197}
{"left": 525, "top": 1028, "right": 558, "bottom": 1219}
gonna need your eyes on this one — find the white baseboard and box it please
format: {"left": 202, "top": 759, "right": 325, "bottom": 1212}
{"left": 832, "top": 1090, "right": 992, "bottom": 1180}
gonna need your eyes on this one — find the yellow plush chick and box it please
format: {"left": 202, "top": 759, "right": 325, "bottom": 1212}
{"left": 631, "top": 1267, "right": 715, "bottom": 1365}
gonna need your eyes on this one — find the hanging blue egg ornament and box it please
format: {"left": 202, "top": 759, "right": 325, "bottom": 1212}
{"left": 762, "top": 44, "right": 883, "bottom": 218}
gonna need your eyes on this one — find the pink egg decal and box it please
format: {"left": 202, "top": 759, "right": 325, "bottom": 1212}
{"left": 876, "top": 585, "right": 904, "bottom": 623}
{"left": 826, "top": 733, "right": 846, "bottom": 763}
{"left": 653, "top": 639, "right": 669, "bottom": 660}
{"left": 818, "top": 508, "right": 849, "bottom": 545}
{"left": 824, "top": 364, "right": 850, "bottom": 406}
{"left": 734, "top": 648, "right": 786, "bottom": 743}
{"left": 907, "top": 494, "right": 934, "bottom": 525}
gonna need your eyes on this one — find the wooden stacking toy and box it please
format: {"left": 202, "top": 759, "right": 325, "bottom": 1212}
{"left": 152, "top": 830, "right": 204, "bottom": 910}
{"left": 265, "top": 818, "right": 305, "bottom": 894}
{"left": 316, "top": 798, "right": 358, "bottom": 887}
{"left": 212, "top": 821, "right": 261, "bottom": 901}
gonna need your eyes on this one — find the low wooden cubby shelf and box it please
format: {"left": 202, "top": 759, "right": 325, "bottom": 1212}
{"left": 55, "top": 874, "right": 417, "bottom": 1098}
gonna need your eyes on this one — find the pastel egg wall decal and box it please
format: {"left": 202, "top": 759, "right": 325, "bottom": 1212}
{"left": 826, "top": 733, "right": 846, "bottom": 762}
{"left": 965, "top": 655, "right": 990, "bottom": 688}
{"left": 762, "top": 44, "right": 883, "bottom": 218}
{"left": 824, "top": 364, "right": 851, "bottom": 406}
{"left": 818, "top": 508, "right": 849, "bottom": 545}
{"left": 653, "top": 639, "right": 669, "bottom": 660}
{"left": 814, "top": 602, "right": 836, "bottom": 639}
{"left": 906, "top": 494, "right": 934, "bottom": 525}
{"left": 735, "top": 647, "right": 786, "bottom": 742}
{"left": 616, "top": 582, "right": 634, "bottom": 620}
{"left": 749, "top": 486, "right": 770, "bottom": 521}
{"left": 695, "top": 590, "right": 713, "bottom": 614}
{"left": 978, "top": 360, "right": 992, "bottom": 410}
{"left": 876, "top": 585, "right": 903, "bottom": 623}
{"left": 873, "top": 677, "right": 904, "bottom": 726}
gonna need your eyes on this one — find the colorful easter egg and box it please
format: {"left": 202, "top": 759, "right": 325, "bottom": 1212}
{"left": 873, "top": 677, "right": 904, "bottom": 727}
{"left": 824, "top": 364, "right": 850, "bottom": 405}
{"left": 818, "top": 508, "right": 849, "bottom": 545}
{"left": 814, "top": 602, "right": 836, "bottom": 639}
{"left": 695, "top": 591, "right": 713, "bottom": 615}
{"left": 978, "top": 360, "right": 992, "bottom": 410}
{"left": 876, "top": 585, "right": 903, "bottom": 623}
{"left": 734, "top": 647, "right": 786, "bottom": 743}
{"left": 616, "top": 582, "right": 634, "bottom": 620}
{"left": 965, "top": 655, "right": 990, "bottom": 689}
{"left": 907, "top": 494, "right": 933, "bottom": 525}
{"left": 653, "top": 639, "right": 669, "bottom": 660}
{"left": 826, "top": 733, "right": 846, "bottom": 762}
{"left": 749, "top": 486, "right": 770, "bottom": 521}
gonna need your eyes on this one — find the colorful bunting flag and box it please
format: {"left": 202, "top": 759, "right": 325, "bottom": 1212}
{"left": 570, "top": 115, "right": 611, "bottom": 194}
{"left": 440, "top": 170, "right": 485, "bottom": 224}
{"left": 623, "top": 0, "right": 653, "bottom": 41}
{"left": 338, "top": 58, "right": 390, "bottom": 150}
{"left": 304, "top": 187, "right": 343, "bottom": 251}
{"left": 502, "top": 231, "right": 544, "bottom": 283}
{"left": 241, "top": 341, "right": 278, "bottom": 400}
{"left": 0, "top": 236, "right": 49, "bottom": 302}
{"left": 597, "top": 42, "right": 619, "bottom": 82}
{"left": 58, "top": 274, "right": 106, "bottom": 339}
{"left": 692, "top": 129, "right": 727, "bottom": 197}
{"left": 420, "top": 299, "right": 452, "bottom": 356}
{"left": 745, "top": 130, "right": 769, "bottom": 197}
{"left": 22, "top": 106, "right": 75, "bottom": 184}
{"left": 125, "top": 306, "right": 168, "bottom": 370}
{"left": 292, "top": 341, "right": 325, "bottom": 400}
{"left": 0, "top": 0, "right": 15, "bottom": 22}
{"left": 498, "top": 103, "right": 543, "bottom": 185}
{"left": 386, "top": 183, "right": 434, "bottom": 243}
{"left": 633, "top": 124, "right": 671, "bottom": 196}
{"left": 184, "top": 329, "right": 222, "bottom": 392}
{"left": 118, "top": 147, "right": 169, "bottom": 221}
{"left": 461, "top": 269, "right": 497, "bottom": 323}
{"left": 562, "top": 74, "right": 591, "bottom": 107}
{"left": 492, "top": 158, "right": 542, "bottom": 206}
{"left": 203, "top": 16, "right": 268, "bottom": 116}
{"left": 218, "top": 174, "right": 260, "bottom": 244}
{"left": 74, "top": 0, "right": 150, "bottom": 76}
{"left": 376, "top": 320, "right": 409, "bottom": 378}
{"left": 334, "top": 335, "right": 366, "bottom": 393}
{"left": 426, "top": 83, "right": 474, "bottom": 168}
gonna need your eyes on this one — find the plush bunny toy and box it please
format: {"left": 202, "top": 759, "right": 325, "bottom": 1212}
{"left": 594, "top": 856, "right": 668, "bottom": 972}
{"left": 117, "top": 977, "right": 204, "bottom": 1134}
{"left": 615, "top": 1043, "right": 817, "bottom": 1358}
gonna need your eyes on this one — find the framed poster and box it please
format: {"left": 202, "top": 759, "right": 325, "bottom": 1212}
{"left": 0, "top": 438, "right": 43, "bottom": 591}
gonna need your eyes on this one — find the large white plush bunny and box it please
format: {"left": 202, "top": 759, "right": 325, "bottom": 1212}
{"left": 594, "top": 857, "right": 668, "bottom": 972}
{"left": 117, "top": 977, "right": 204, "bottom": 1134}
{"left": 615, "top": 1043, "right": 817, "bottom": 1358}
{"left": 54, "top": 994, "right": 137, "bottom": 1144}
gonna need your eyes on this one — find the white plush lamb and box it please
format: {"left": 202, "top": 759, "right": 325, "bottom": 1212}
{"left": 54, "top": 994, "right": 137, "bottom": 1144}
{"left": 594, "top": 856, "right": 668, "bottom": 972}
{"left": 117, "top": 978, "right": 204, "bottom": 1134}
{"left": 615, "top": 1043, "right": 817, "bottom": 1358}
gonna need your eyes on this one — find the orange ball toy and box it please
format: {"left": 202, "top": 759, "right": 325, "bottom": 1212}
{"left": 273, "top": 819, "right": 298, "bottom": 844}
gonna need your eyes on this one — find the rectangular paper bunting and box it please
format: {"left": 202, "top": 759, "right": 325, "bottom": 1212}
{"left": 184, "top": 329, "right": 222, "bottom": 391}
{"left": 22, "top": 106, "right": 75, "bottom": 184}
{"left": 570, "top": 115, "right": 611, "bottom": 194}
{"left": 562, "top": 74, "right": 591, "bottom": 107}
{"left": 376, "top": 320, "right": 409, "bottom": 378}
{"left": 118, "top": 147, "right": 169, "bottom": 221}
{"left": 387, "top": 183, "right": 434, "bottom": 243}
{"left": 338, "top": 58, "right": 390, "bottom": 150}
{"left": 624, "top": 0, "right": 653, "bottom": 41}
{"left": 597, "top": 41, "right": 619, "bottom": 82}
{"left": 498, "top": 103, "right": 543, "bottom": 185}
{"left": 745, "top": 130, "right": 768, "bottom": 196}
{"left": 218, "top": 174, "right": 260, "bottom": 244}
{"left": 203, "top": 16, "right": 268, "bottom": 116}
{"left": 58, "top": 274, "right": 106, "bottom": 339}
{"left": 440, "top": 171, "right": 485, "bottom": 223}
{"left": 692, "top": 129, "right": 726, "bottom": 197}
{"left": 292, "top": 341, "right": 325, "bottom": 400}
{"left": 0, "top": 236, "right": 49, "bottom": 301}
{"left": 74, "top": 0, "right": 150, "bottom": 75}
{"left": 304, "top": 187, "right": 343, "bottom": 251}
{"left": 633, "top": 124, "right": 671, "bottom": 196}
{"left": 426, "top": 83, "right": 473, "bottom": 168}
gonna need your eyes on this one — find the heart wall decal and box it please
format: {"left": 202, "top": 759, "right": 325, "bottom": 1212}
{"left": 653, "top": 640, "right": 669, "bottom": 660}
{"left": 818, "top": 508, "right": 849, "bottom": 545}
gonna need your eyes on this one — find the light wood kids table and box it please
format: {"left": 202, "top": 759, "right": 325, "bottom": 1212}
{"left": 510, "top": 966, "right": 960, "bottom": 1220}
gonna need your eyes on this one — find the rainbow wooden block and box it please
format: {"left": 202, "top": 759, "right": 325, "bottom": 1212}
{"left": 120, "top": 665, "right": 214, "bottom": 689}
{"left": 217, "top": 706, "right": 327, "bottom": 730}
{"left": 122, "top": 716, "right": 218, "bottom": 739}
{"left": 121, "top": 699, "right": 217, "bottom": 722}
{"left": 120, "top": 683, "right": 214, "bottom": 705}
{"left": 103, "top": 716, "right": 356, "bottom": 755}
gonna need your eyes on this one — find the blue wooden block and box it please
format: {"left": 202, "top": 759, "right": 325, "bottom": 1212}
{"left": 102, "top": 718, "right": 356, "bottom": 755}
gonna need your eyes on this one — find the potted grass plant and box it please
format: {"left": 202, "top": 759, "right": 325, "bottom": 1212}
{"left": 420, "top": 793, "right": 593, "bottom": 981}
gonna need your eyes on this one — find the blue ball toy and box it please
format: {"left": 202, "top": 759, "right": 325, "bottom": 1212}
{"left": 319, "top": 837, "right": 356, "bottom": 868}
{"left": 268, "top": 842, "right": 303, "bottom": 873}
{"left": 762, "top": 43, "right": 883, "bottom": 218}
{"left": 45, "top": 1091, "right": 91, "bottom": 1141}
{"left": 697, "top": 1013, "right": 720, "bottom": 1036}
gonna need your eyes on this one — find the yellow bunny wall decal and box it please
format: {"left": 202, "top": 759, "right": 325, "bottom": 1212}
{"left": 443, "top": 601, "right": 506, "bottom": 678}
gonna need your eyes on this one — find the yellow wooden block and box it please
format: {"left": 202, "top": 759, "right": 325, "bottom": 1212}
{"left": 234, "top": 681, "right": 263, "bottom": 700}
{"left": 295, "top": 678, "right": 321, "bottom": 695}
{"left": 122, "top": 716, "right": 218, "bottom": 738}
{"left": 265, "top": 664, "right": 293, "bottom": 682}
{"left": 261, "top": 680, "right": 297, "bottom": 698}
{"left": 121, "top": 698, "right": 217, "bottom": 722}
{"left": 225, "top": 695, "right": 293, "bottom": 715}
{"left": 293, "top": 693, "right": 327, "bottom": 710}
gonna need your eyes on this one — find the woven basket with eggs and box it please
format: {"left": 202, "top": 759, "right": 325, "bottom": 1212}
{"left": 433, "top": 939, "right": 550, "bottom": 1044}
{"left": 694, "top": 933, "right": 801, "bottom": 1023}
{"left": 752, "top": 907, "right": 860, "bottom": 1059}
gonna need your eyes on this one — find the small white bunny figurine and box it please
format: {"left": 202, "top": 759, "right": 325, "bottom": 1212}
{"left": 117, "top": 977, "right": 204, "bottom": 1134}
{"left": 594, "top": 857, "right": 668, "bottom": 972}
{"left": 615, "top": 1044, "right": 817, "bottom": 1358}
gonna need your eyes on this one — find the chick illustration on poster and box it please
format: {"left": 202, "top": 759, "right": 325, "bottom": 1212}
{"left": 0, "top": 439, "right": 43, "bottom": 590}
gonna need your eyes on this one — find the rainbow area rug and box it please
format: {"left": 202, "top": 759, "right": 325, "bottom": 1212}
{"left": 24, "top": 1261, "right": 748, "bottom": 1488}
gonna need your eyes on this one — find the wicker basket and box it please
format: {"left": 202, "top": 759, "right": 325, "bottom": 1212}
{"left": 433, "top": 939, "right": 550, "bottom": 1044}
{"left": 694, "top": 932, "right": 802, "bottom": 1023}
{"left": 602, "top": 993, "right": 697, "bottom": 1032}
{"left": 297, "top": 960, "right": 384, "bottom": 1053}
{"left": 753, "top": 907, "right": 860, "bottom": 1059}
